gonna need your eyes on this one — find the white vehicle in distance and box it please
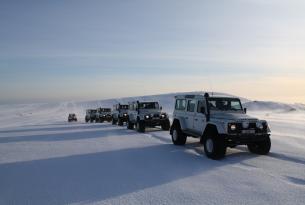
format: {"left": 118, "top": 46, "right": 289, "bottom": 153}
{"left": 96, "top": 108, "right": 112, "bottom": 123}
{"left": 112, "top": 104, "right": 129, "bottom": 126}
{"left": 170, "top": 93, "right": 271, "bottom": 160}
{"left": 85, "top": 109, "right": 97, "bottom": 123}
{"left": 127, "top": 101, "right": 170, "bottom": 132}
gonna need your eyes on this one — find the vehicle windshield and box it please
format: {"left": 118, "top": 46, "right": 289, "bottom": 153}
{"left": 90, "top": 110, "right": 97, "bottom": 114}
{"left": 101, "top": 108, "right": 111, "bottom": 112}
{"left": 119, "top": 105, "right": 129, "bottom": 109}
{"left": 208, "top": 98, "right": 243, "bottom": 111}
{"left": 139, "top": 102, "right": 159, "bottom": 109}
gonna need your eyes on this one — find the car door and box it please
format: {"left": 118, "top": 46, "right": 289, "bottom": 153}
{"left": 194, "top": 100, "right": 207, "bottom": 135}
{"left": 185, "top": 99, "right": 197, "bottom": 131}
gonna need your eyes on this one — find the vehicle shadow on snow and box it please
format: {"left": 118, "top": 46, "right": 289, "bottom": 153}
{"left": 0, "top": 143, "right": 257, "bottom": 205}
{"left": 0, "top": 126, "right": 130, "bottom": 144}
{"left": 0, "top": 123, "right": 108, "bottom": 135}
{"left": 235, "top": 146, "right": 305, "bottom": 166}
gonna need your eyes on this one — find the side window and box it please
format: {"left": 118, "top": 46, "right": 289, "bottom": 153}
{"left": 175, "top": 99, "right": 186, "bottom": 111}
{"left": 187, "top": 100, "right": 196, "bottom": 112}
{"left": 197, "top": 100, "right": 205, "bottom": 113}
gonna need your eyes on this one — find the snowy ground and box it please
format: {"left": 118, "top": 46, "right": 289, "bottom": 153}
{"left": 0, "top": 93, "right": 305, "bottom": 205}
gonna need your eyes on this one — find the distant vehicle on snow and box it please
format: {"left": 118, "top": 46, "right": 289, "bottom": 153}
{"left": 96, "top": 108, "right": 112, "bottom": 123}
{"left": 112, "top": 104, "right": 129, "bottom": 126}
{"left": 68, "top": 113, "right": 77, "bottom": 122}
{"left": 85, "top": 109, "right": 97, "bottom": 123}
{"left": 127, "top": 101, "right": 170, "bottom": 132}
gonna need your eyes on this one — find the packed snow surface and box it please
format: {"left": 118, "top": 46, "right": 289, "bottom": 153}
{"left": 0, "top": 92, "right": 304, "bottom": 205}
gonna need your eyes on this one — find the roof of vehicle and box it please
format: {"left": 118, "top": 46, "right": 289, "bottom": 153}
{"left": 129, "top": 101, "right": 159, "bottom": 104}
{"left": 175, "top": 93, "right": 241, "bottom": 100}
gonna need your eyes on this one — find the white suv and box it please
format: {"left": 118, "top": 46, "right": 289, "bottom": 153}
{"left": 96, "top": 108, "right": 112, "bottom": 123}
{"left": 127, "top": 101, "right": 170, "bottom": 132}
{"left": 170, "top": 93, "right": 271, "bottom": 160}
{"left": 112, "top": 104, "right": 129, "bottom": 126}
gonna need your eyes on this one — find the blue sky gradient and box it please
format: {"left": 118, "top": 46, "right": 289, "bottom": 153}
{"left": 1, "top": 0, "right": 305, "bottom": 103}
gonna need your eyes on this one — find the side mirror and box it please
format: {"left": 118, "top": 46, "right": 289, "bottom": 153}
{"left": 160, "top": 106, "right": 163, "bottom": 110}
{"left": 244, "top": 108, "right": 247, "bottom": 113}
{"left": 200, "top": 107, "right": 206, "bottom": 114}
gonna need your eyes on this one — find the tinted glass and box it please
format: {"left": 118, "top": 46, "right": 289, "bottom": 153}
{"left": 120, "top": 105, "right": 129, "bottom": 109}
{"left": 187, "top": 100, "right": 196, "bottom": 112}
{"left": 197, "top": 100, "right": 205, "bottom": 113}
{"left": 139, "top": 102, "right": 159, "bottom": 109}
{"left": 208, "top": 98, "right": 242, "bottom": 111}
{"left": 175, "top": 99, "right": 186, "bottom": 110}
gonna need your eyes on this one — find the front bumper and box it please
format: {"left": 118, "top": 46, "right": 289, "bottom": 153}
{"left": 221, "top": 133, "right": 270, "bottom": 146}
{"left": 144, "top": 118, "right": 169, "bottom": 127}
{"left": 119, "top": 115, "right": 128, "bottom": 122}
{"left": 99, "top": 116, "right": 112, "bottom": 121}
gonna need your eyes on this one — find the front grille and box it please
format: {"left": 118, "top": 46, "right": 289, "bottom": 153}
{"left": 228, "top": 121, "right": 267, "bottom": 134}
{"left": 153, "top": 114, "right": 160, "bottom": 118}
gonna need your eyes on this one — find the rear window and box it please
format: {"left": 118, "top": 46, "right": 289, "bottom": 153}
{"left": 120, "top": 105, "right": 129, "bottom": 109}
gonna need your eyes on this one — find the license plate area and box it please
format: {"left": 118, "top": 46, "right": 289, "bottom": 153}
{"left": 242, "top": 130, "right": 255, "bottom": 134}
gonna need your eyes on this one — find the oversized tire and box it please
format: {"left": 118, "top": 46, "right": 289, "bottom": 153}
{"left": 247, "top": 136, "right": 271, "bottom": 155}
{"left": 127, "top": 120, "right": 134, "bottom": 130}
{"left": 203, "top": 134, "right": 226, "bottom": 160}
{"left": 136, "top": 120, "right": 145, "bottom": 133}
{"left": 90, "top": 119, "right": 94, "bottom": 123}
{"left": 85, "top": 118, "right": 89, "bottom": 123}
{"left": 161, "top": 119, "right": 170, "bottom": 131}
{"left": 118, "top": 118, "right": 123, "bottom": 126}
{"left": 171, "top": 122, "right": 187, "bottom": 145}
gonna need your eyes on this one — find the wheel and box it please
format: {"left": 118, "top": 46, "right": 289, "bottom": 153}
{"left": 127, "top": 120, "right": 134, "bottom": 130}
{"left": 112, "top": 118, "right": 117, "bottom": 125}
{"left": 90, "top": 119, "right": 94, "bottom": 123}
{"left": 161, "top": 119, "right": 170, "bottom": 131}
{"left": 171, "top": 122, "right": 186, "bottom": 145}
{"left": 136, "top": 120, "right": 145, "bottom": 133}
{"left": 85, "top": 118, "right": 89, "bottom": 123}
{"left": 203, "top": 134, "right": 226, "bottom": 160}
{"left": 247, "top": 136, "right": 271, "bottom": 155}
{"left": 118, "top": 118, "right": 123, "bottom": 126}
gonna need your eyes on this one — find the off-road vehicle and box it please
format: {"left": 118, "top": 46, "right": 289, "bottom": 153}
{"left": 96, "top": 108, "right": 112, "bottom": 123}
{"left": 112, "top": 104, "right": 129, "bottom": 126}
{"left": 68, "top": 113, "right": 77, "bottom": 122}
{"left": 170, "top": 93, "right": 271, "bottom": 160}
{"left": 127, "top": 101, "right": 170, "bottom": 132}
{"left": 85, "top": 109, "right": 97, "bottom": 123}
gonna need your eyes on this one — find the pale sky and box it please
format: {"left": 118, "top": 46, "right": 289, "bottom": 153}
{"left": 0, "top": 0, "right": 305, "bottom": 104}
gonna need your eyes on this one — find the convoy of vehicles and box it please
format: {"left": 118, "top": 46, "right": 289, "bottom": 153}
{"left": 127, "top": 101, "right": 170, "bottom": 132}
{"left": 75, "top": 92, "right": 272, "bottom": 160}
{"left": 112, "top": 104, "right": 129, "bottom": 126}
{"left": 170, "top": 93, "right": 271, "bottom": 159}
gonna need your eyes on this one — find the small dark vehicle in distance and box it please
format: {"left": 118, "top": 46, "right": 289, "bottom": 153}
{"left": 68, "top": 113, "right": 78, "bottom": 122}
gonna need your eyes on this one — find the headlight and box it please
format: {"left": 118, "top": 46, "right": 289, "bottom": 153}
{"left": 230, "top": 124, "right": 236, "bottom": 131}
{"left": 103, "top": 115, "right": 106, "bottom": 117}
{"left": 123, "top": 113, "right": 127, "bottom": 116}
{"left": 256, "top": 121, "right": 264, "bottom": 129}
{"left": 161, "top": 114, "right": 166, "bottom": 118}
{"left": 145, "top": 115, "right": 150, "bottom": 119}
